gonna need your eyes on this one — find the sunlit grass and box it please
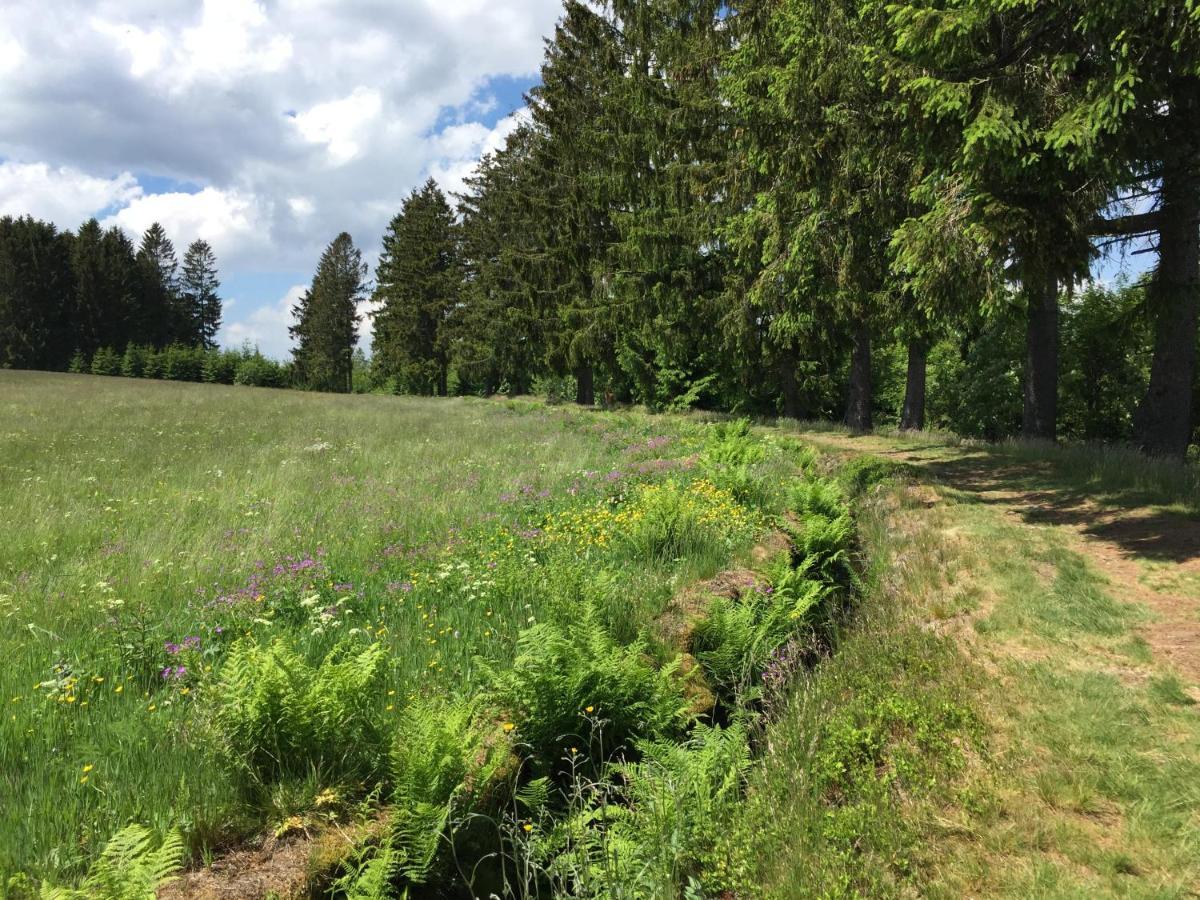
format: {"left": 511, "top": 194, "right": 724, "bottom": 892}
{"left": 0, "top": 371, "right": 788, "bottom": 882}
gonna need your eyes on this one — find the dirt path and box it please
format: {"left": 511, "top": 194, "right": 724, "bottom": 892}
{"left": 806, "top": 432, "right": 1200, "bottom": 687}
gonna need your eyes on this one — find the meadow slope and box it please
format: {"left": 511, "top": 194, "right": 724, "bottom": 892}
{"left": 4, "top": 371, "right": 1199, "bottom": 898}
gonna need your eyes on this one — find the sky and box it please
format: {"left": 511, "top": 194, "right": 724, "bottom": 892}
{"left": 0, "top": 0, "right": 557, "bottom": 359}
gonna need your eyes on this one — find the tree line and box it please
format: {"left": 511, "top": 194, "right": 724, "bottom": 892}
{"left": 291, "top": 0, "right": 1197, "bottom": 458}
{"left": 0, "top": 215, "right": 222, "bottom": 370}
{"left": 5, "top": 0, "right": 1198, "bottom": 459}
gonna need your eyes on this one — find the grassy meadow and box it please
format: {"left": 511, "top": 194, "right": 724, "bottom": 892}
{"left": 0, "top": 371, "right": 813, "bottom": 891}
{"left": 5, "top": 370, "right": 1199, "bottom": 898}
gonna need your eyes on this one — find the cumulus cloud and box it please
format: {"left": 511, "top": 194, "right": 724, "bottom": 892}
{"left": 0, "top": 161, "right": 143, "bottom": 225}
{"left": 0, "top": 0, "right": 558, "bottom": 352}
{"left": 102, "top": 187, "right": 272, "bottom": 262}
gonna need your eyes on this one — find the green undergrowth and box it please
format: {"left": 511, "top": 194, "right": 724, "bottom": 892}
{"left": 316, "top": 428, "right": 868, "bottom": 898}
{"left": 1, "top": 383, "right": 846, "bottom": 897}
{"left": 716, "top": 474, "right": 982, "bottom": 898}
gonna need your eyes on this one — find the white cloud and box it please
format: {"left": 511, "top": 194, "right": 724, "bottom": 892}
{"left": 427, "top": 109, "right": 528, "bottom": 196}
{"left": 293, "top": 87, "right": 384, "bottom": 166}
{"left": 102, "top": 187, "right": 271, "bottom": 265}
{"left": 0, "top": 30, "right": 26, "bottom": 77}
{"left": 0, "top": 161, "right": 142, "bottom": 224}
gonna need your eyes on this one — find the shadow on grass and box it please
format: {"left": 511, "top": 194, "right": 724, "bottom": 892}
{"left": 803, "top": 429, "right": 1200, "bottom": 565}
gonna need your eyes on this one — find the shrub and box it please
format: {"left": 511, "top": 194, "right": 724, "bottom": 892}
{"left": 209, "top": 639, "right": 387, "bottom": 789}
{"left": 604, "top": 724, "right": 752, "bottom": 894}
{"left": 836, "top": 455, "right": 908, "bottom": 497}
{"left": 67, "top": 350, "right": 87, "bottom": 373}
{"left": 692, "top": 574, "right": 829, "bottom": 701}
{"left": 234, "top": 353, "right": 286, "bottom": 387}
{"left": 699, "top": 420, "right": 771, "bottom": 504}
{"left": 89, "top": 347, "right": 121, "bottom": 376}
{"left": 486, "top": 614, "right": 687, "bottom": 773}
{"left": 388, "top": 698, "right": 516, "bottom": 883}
{"left": 120, "top": 344, "right": 147, "bottom": 378}
{"left": 201, "top": 349, "right": 239, "bottom": 384}
{"left": 160, "top": 345, "right": 204, "bottom": 382}
{"left": 789, "top": 478, "right": 857, "bottom": 591}
{"left": 532, "top": 373, "right": 577, "bottom": 405}
{"left": 141, "top": 349, "right": 164, "bottom": 379}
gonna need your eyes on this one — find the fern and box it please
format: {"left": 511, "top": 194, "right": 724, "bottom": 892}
{"left": 210, "top": 638, "right": 387, "bottom": 788}
{"left": 388, "top": 698, "right": 515, "bottom": 884}
{"left": 486, "top": 610, "right": 688, "bottom": 772}
{"left": 39, "top": 825, "right": 183, "bottom": 899}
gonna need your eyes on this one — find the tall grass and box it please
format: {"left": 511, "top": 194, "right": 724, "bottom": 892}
{"left": 0, "top": 372, "right": 794, "bottom": 884}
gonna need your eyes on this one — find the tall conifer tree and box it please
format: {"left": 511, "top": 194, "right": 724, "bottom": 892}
{"left": 135, "top": 222, "right": 180, "bottom": 347}
{"left": 180, "top": 240, "right": 222, "bottom": 350}
{"left": 371, "top": 179, "right": 461, "bottom": 396}
{"left": 290, "top": 233, "right": 367, "bottom": 393}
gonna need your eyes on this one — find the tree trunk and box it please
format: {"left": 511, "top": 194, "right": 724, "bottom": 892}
{"left": 437, "top": 364, "right": 448, "bottom": 397}
{"left": 899, "top": 339, "right": 927, "bottom": 431}
{"left": 1022, "top": 265, "right": 1058, "bottom": 442}
{"left": 1134, "top": 82, "right": 1200, "bottom": 458}
{"left": 778, "top": 347, "right": 804, "bottom": 420}
{"left": 845, "top": 323, "right": 872, "bottom": 432}
{"left": 575, "top": 364, "right": 594, "bottom": 406}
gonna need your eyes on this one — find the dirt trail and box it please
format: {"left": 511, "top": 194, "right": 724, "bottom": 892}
{"left": 807, "top": 433, "right": 1200, "bottom": 686}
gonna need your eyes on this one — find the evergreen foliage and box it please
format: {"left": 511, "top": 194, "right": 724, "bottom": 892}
{"left": 1, "top": 0, "right": 1197, "bottom": 458}
{"left": 179, "top": 240, "right": 222, "bottom": 350}
{"left": 370, "top": 179, "right": 460, "bottom": 395}
{"left": 290, "top": 232, "right": 367, "bottom": 393}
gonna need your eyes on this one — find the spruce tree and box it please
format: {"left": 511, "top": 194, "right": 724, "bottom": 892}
{"left": 371, "top": 179, "right": 461, "bottom": 396}
{"left": 525, "top": 0, "right": 624, "bottom": 404}
{"left": 180, "top": 240, "right": 222, "bottom": 350}
{"left": 135, "top": 223, "right": 180, "bottom": 347}
{"left": 0, "top": 216, "right": 74, "bottom": 370}
{"left": 455, "top": 125, "right": 551, "bottom": 396}
{"left": 604, "top": 1, "right": 734, "bottom": 409}
{"left": 290, "top": 233, "right": 366, "bottom": 393}
{"left": 724, "top": 0, "right": 913, "bottom": 431}
{"left": 69, "top": 221, "right": 138, "bottom": 356}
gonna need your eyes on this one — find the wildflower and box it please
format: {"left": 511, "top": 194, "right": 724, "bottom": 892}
{"left": 584, "top": 706, "right": 594, "bottom": 714}
{"left": 147, "top": 704, "right": 157, "bottom": 712}
{"left": 522, "top": 823, "right": 533, "bottom": 833}
{"left": 502, "top": 722, "right": 515, "bottom": 733}
{"left": 79, "top": 776, "right": 89, "bottom": 784}
{"left": 82, "top": 764, "right": 93, "bottom": 773}
{"left": 114, "top": 685, "right": 123, "bottom": 694}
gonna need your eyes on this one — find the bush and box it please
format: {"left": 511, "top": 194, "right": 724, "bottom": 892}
{"left": 201, "top": 349, "right": 240, "bottom": 385}
{"left": 386, "top": 699, "right": 516, "bottom": 883}
{"left": 210, "top": 639, "right": 387, "bottom": 789}
{"left": 120, "top": 344, "right": 147, "bottom": 378}
{"left": 699, "top": 420, "right": 773, "bottom": 504}
{"left": 836, "top": 455, "right": 908, "bottom": 498}
{"left": 36, "top": 825, "right": 183, "bottom": 899}
{"left": 89, "top": 347, "right": 121, "bottom": 376}
{"left": 160, "top": 345, "right": 204, "bottom": 382}
{"left": 486, "top": 614, "right": 687, "bottom": 774}
{"left": 234, "top": 353, "right": 287, "bottom": 388}
{"left": 67, "top": 350, "right": 88, "bottom": 373}
{"left": 532, "top": 373, "right": 577, "bottom": 405}
{"left": 142, "top": 349, "right": 164, "bottom": 379}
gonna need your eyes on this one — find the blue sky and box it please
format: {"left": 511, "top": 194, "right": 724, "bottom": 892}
{"left": 0, "top": 0, "right": 555, "bottom": 358}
